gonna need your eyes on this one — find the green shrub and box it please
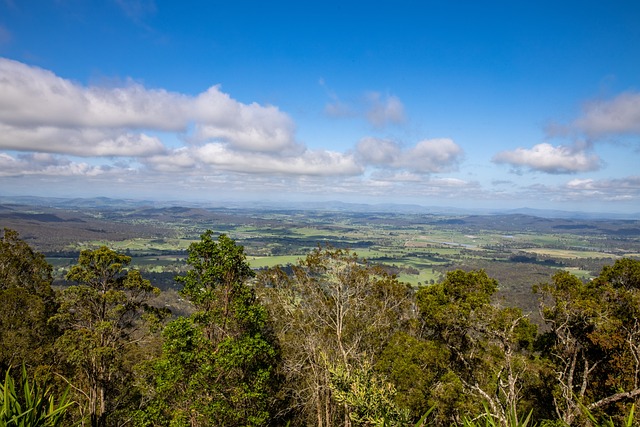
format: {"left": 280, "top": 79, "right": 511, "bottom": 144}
{"left": 0, "top": 366, "right": 75, "bottom": 427}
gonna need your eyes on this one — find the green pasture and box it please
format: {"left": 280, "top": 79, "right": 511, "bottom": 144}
{"left": 248, "top": 255, "right": 304, "bottom": 269}
{"left": 523, "top": 247, "right": 617, "bottom": 259}
{"left": 74, "top": 238, "right": 193, "bottom": 252}
{"left": 52, "top": 215, "right": 637, "bottom": 288}
{"left": 397, "top": 270, "right": 442, "bottom": 287}
{"left": 563, "top": 267, "right": 593, "bottom": 279}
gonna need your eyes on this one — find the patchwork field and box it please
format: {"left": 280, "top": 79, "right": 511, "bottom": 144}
{"left": 2, "top": 197, "right": 639, "bottom": 314}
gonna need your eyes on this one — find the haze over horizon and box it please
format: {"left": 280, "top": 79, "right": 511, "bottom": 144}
{"left": 1, "top": 1, "right": 639, "bottom": 213}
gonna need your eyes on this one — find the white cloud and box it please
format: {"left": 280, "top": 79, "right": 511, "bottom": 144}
{"left": 535, "top": 176, "right": 640, "bottom": 203}
{"left": 364, "top": 172, "right": 479, "bottom": 198}
{"left": 566, "top": 176, "right": 640, "bottom": 192}
{"left": 357, "top": 137, "right": 463, "bottom": 173}
{"left": 575, "top": 91, "right": 640, "bottom": 136}
{"left": 145, "top": 147, "right": 197, "bottom": 172}
{"left": 0, "top": 58, "right": 297, "bottom": 155}
{"left": 192, "top": 86, "right": 298, "bottom": 152}
{"left": 365, "top": 92, "right": 405, "bottom": 128}
{"left": 145, "top": 144, "right": 362, "bottom": 176}
{"left": 401, "top": 139, "right": 463, "bottom": 173}
{"left": 0, "top": 58, "right": 480, "bottom": 201}
{"left": 492, "top": 142, "right": 601, "bottom": 174}
{"left": 0, "top": 152, "right": 113, "bottom": 177}
{"left": 0, "top": 59, "right": 187, "bottom": 130}
{"left": 0, "top": 124, "right": 165, "bottom": 157}
{"left": 356, "top": 137, "right": 401, "bottom": 165}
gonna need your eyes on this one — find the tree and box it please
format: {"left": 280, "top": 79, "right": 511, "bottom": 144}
{"left": 142, "top": 231, "right": 279, "bottom": 427}
{"left": 416, "top": 270, "right": 539, "bottom": 426}
{"left": 52, "top": 246, "right": 161, "bottom": 427}
{"left": 329, "top": 361, "right": 410, "bottom": 427}
{"left": 375, "top": 331, "right": 448, "bottom": 421}
{"left": 256, "top": 247, "right": 414, "bottom": 427}
{"left": 537, "top": 260, "right": 640, "bottom": 425}
{"left": 0, "top": 229, "right": 57, "bottom": 372}
{"left": 0, "top": 228, "right": 55, "bottom": 302}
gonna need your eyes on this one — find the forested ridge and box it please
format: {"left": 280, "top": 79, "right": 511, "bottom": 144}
{"left": 2, "top": 227, "right": 640, "bottom": 427}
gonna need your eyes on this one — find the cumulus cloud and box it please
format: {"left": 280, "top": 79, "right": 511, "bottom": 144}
{"left": 357, "top": 137, "right": 463, "bottom": 173}
{"left": 0, "top": 58, "right": 471, "bottom": 201}
{"left": 192, "top": 87, "right": 297, "bottom": 152}
{"left": 0, "top": 152, "right": 112, "bottom": 177}
{"left": 0, "top": 125, "right": 165, "bottom": 157}
{"left": 356, "top": 137, "right": 401, "bottom": 165}
{"left": 0, "top": 58, "right": 297, "bottom": 154}
{"left": 365, "top": 92, "right": 405, "bottom": 128}
{"left": 402, "top": 139, "right": 463, "bottom": 173}
{"left": 145, "top": 144, "right": 362, "bottom": 176}
{"left": 519, "top": 176, "right": 640, "bottom": 203}
{"left": 492, "top": 142, "right": 601, "bottom": 174}
{"left": 364, "top": 172, "right": 480, "bottom": 198}
{"left": 574, "top": 91, "right": 640, "bottom": 136}
{"left": 566, "top": 176, "right": 640, "bottom": 193}
{"left": 0, "top": 59, "right": 187, "bottom": 130}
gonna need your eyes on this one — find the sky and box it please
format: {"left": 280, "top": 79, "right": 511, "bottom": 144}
{"left": 0, "top": 1, "right": 639, "bottom": 213}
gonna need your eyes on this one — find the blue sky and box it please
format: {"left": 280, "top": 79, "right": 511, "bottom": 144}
{"left": 1, "top": 1, "right": 639, "bottom": 213}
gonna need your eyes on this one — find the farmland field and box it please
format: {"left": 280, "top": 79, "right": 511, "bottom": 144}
{"left": 2, "top": 196, "right": 639, "bottom": 315}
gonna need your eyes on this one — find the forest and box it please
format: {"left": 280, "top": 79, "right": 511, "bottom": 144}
{"left": 2, "top": 226, "right": 640, "bottom": 427}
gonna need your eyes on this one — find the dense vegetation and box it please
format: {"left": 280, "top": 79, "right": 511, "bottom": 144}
{"left": 2, "top": 226, "right": 640, "bottom": 426}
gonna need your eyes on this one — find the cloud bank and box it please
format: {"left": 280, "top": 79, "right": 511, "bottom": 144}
{"left": 492, "top": 142, "right": 601, "bottom": 174}
{"left": 0, "top": 58, "right": 463, "bottom": 197}
{"left": 357, "top": 137, "right": 463, "bottom": 173}
{"left": 5, "top": 57, "right": 638, "bottom": 209}
{"left": 575, "top": 91, "right": 640, "bottom": 136}
{"left": 0, "top": 58, "right": 360, "bottom": 175}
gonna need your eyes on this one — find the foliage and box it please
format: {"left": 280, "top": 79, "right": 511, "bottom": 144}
{"left": 256, "top": 246, "right": 415, "bottom": 426}
{"left": 375, "top": 331, "right": 448, "bottom": 420}
{"left": 537, "top": 259, "right": 640, "bottom": 425}
{"left": 0, "top": 365, "right": 75, "bottom": 427}
{"left": 52, "top": 246, "right": 162, "bottom": 427}
{"left": 6, "top": 218, "right": 640, "bottom": 426}
{"left": 580, "top": 403, "right": 635, "bottom": 427}
{"left": 0, "top": 229, "right": 58, "bottom": 371}
{"left": 329, "top": 361, "right": 411, "bottom": 427}
{"left": 0, "top": 228, "right": 54, "bottom": 303}
{"left": 459, "top": 404, "right": 534, "bottom": 427}
{"left": 140, "top": 232, "right": 279, "bottom": 427}
{"left": 417, "top": 269, "right": 540, "bottom": 426}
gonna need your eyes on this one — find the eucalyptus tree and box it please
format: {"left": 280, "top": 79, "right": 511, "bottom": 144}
{"left": 256, "top": 247, "right": 414, "bottom": 427}
{"left": 52, "top": 246, "right": 161, "bottom": 427}
{"left": 0, "top": 228, "right": 57, "bottom": 371}
{"left": 537, "top": 259, "right": 640, "bottom": 425}
{"left": 416, "top": 269, "right": 539, "bottom": 426}
{"left": 141, "top": 232, "right": 279, "bottom": 427}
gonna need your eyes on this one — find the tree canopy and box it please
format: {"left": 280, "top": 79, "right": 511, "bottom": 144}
{"left": 2, "top": 229, "right": 640, "bottom": 426}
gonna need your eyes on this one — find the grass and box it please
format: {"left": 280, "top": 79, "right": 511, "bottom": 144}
{"left": 522, "top": 248, "right": 617, "bottom": 259}
{"left": 248, "top": 255, "right": 304, "bottom": 269}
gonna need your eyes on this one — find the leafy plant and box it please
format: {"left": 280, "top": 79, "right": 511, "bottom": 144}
{"left": 580, "top": 403, "right": 636, "bottom": 427}
{"left": 459, "top": 403, "right": 535, "bottom": 427}
{"left": 0, "top": 365, "right": 75, "bottom": 427}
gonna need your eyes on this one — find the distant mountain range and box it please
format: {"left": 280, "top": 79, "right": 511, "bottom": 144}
{"left": 0, "top": 195, "right": 638, "bottom": 220}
